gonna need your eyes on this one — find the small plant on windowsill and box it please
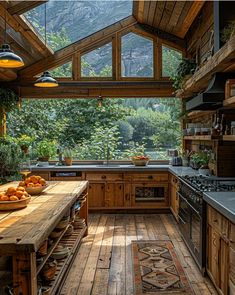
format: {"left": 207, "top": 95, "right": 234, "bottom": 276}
{"left": 36, "top": 140, "right": 57, "bottom": 162}
{"left": 15, "top": 135, "right": 34, "bottom": 154}
{"left": 190, "top": 151, "right": 211, "bottom": 175}
{"left": 63, "top": 148, "right": 73, "bottom": 166}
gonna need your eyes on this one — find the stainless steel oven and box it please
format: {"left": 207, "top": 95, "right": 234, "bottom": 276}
{"left": 178, "top": 180, "right": 206, "bottom": 275}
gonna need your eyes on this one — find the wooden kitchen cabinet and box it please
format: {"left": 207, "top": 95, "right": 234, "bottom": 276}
{"left": 207, "top": 205, "right": 229, "bottom": 295}
{"left": 88, "top": 182, "right": 105, "bottom": 208}
{"left": 106, "top": 182, "right": 125, "bottom": 207}
{"left": 86, "top": 171, "right": 169, "bottom": 210}
{"left": 229, "top": 223, "right": 235, "bottom": 294}
{"left": 169, "top": 174, "right": 179, "bottom": 220}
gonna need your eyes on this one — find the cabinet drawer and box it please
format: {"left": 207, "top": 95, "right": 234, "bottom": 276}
{"left": 207, "top": 206, "right": 229, "bottom": 239}
{"left": 128, "top": 173, "right": 168, "bottom": 182}
{"left": 230, "top": 246, "right": 235, "bottom": 281}
{"left": 230, "top": 223, "right": 235, "bottom": 249}
{"left": 85, "top": 173, "right": 123, "bottom": 181}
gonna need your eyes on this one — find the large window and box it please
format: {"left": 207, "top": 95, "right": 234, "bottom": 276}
{"left": 24, "top": 1, "right": 133, "bottom": 51}
{"left": 121, "top": 33, "right": 154, "bottom": 77}
{"left": 81, "top": 43, "right": 112, "bottom": 77}
{"left": 7, "top": 98, "right": 181, "bottom": 161}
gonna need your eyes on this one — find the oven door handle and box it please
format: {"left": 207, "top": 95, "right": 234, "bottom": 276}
{"left": 177, "top": 192, "right": 201, "bottom": 216}
{"left": 178, "top": 215, "right": 186, "bottom": 224}
{"left": 186, "top": 199, "right": 201, "bottom": 216}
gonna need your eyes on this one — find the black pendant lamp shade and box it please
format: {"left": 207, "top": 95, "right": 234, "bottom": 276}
{"left": 34, "top": 71, "right": 58, "bottom": 88}
{"left": 0, "top": 8, "right": 24, "bottom": 68}
{"left": 34, "top": 3, "right": 58, "bottom": 88}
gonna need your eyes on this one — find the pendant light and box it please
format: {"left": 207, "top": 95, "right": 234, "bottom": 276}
{"left": 34, "top": 3, "right": 58, "bottom": 88}
{"left": 0, "top": 9, "right": 24, "bottom": 68}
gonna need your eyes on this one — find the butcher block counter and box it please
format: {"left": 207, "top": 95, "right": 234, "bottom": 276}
{"left": 0, "top": 181, "right": 88, "bottom": 295}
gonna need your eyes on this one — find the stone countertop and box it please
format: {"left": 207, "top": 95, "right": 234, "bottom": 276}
{"left": 203, "top": 192, "right": 235, "bottom": 224}
{"left": 31, "top": 164, "right": 199, "bottom": 177}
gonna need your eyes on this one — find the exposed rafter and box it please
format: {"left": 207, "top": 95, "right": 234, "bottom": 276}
{"left": 7, "top": 1, "right": 47, "bottom": 15}
{"left": 5, "top": 80, "right": 174, "bottom": 98}
{"left": 135, "top": 23, "right": 186, "bottom": 49}
{"left": 0, "top": 3, "right": 53, "bottom": 58}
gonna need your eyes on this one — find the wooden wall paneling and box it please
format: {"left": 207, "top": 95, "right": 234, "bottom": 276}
{"left": 19, "top": 16, "right": 137, "bottom": 78}
{"left": 153, "top": 1, "right": 165, "bottom": 29}
{"left": 158, "top": 1, "right": 176, "bottom": 33}
{"left": 176, "top": 1, "right": 205, "bottom": 38}
{"left": 0, "top": 68, "right": 17, "bottom": 81}
{"left": 172, "top": 1, "right": 192, "bottom": 36}
{"left": 146, "top": 0, "right": 157, "bottom": 27}
{"left": 142, "top": 1, "right": 151, "bottom": 25}
{"left": 136, "top": 0, "right": 145, "bottom": 24}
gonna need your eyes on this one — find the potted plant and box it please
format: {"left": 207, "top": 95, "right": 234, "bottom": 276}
{"left": 221, "top": 21, "right": 235, "bottom": 44}
{"left": 16, "top": 135, "right": 34, "bottom": 154}
{"left": 190, "top": 151, "right": 211, "bottom": 175}
{"left": 180, "top": 149, "right": 191, "bottom": 167}
{"left": 36, "top": 140, "right": 57, "bottom": 162}
{"left": 63, "top": 148, "right": 73, "bottom": 166}
{"left": 170, "top": 58, "right": 196, "bottom": 90}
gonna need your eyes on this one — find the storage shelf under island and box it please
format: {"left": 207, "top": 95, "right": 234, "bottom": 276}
{"left": 0, "top": 180, "right": 88, "bottom": 295}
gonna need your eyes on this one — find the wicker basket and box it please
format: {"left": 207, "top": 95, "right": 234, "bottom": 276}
{"left": 0, "top": 196, "right": 31, "bottom": 211}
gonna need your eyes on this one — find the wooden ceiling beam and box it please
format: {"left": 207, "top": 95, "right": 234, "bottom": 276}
{"left": 0, "top": 4, "right": 53, "bottom": 57}
{"left": 12, "top": 80, "right": 174, "bottom": 98}
{"left": 177, "top": 1, "right": 205, "bottom": 38}
{"left": 136, "top": 23, "right": 186, "bottom": 49}
{"left": 19, "top": 16, "right": 137, "bottom": 77}
{"left": 7, "top": 1, "right": 47, "bottom": 15}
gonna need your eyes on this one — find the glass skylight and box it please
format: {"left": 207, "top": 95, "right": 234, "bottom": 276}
{"left": 23, "top": 0, "right": 133, "bottom": 51}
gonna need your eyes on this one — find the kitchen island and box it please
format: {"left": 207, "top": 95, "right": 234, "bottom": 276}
{"left": 0, "top": 181, "right": 88, "bottom": 295}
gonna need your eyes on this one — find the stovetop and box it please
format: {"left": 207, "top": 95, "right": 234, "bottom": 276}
{"left": 181, "top": 175, "right": 235, "bottom": 193}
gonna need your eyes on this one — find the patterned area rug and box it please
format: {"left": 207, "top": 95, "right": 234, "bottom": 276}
{"left": 132, "top": 241, "right": 193, "bottom": 294}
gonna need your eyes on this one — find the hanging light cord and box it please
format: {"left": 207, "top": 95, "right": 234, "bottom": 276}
{"left": 44, "top": 3, "right": 47, "bottom": 46}
{"left": 4, "top": 6, "right": 7, "bottom": 43}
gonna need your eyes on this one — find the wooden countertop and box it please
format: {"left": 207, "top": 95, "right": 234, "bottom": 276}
{"left": 0, "top": 181, "right": 88, "bottom": 255}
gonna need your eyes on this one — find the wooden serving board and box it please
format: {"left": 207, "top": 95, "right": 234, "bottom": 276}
{"left": 0, "top": 181, "right": 88, "bottom": 255}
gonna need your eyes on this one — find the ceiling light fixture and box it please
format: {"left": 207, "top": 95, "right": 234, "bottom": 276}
{"left": 0, "top": 9, "right": 24, "bottom": 68}
{"left": 34, "top": 3, "right": 58, "bottom": 88}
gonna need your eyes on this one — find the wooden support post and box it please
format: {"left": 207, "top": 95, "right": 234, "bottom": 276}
{"left": 12, "top": 253, "right": 37, "bottom": 295}
{"left": 0, "top": 108, "right": 6, "bottom": 137}
{"left": 79, "top": 187, "right": 88, "bottom": 236}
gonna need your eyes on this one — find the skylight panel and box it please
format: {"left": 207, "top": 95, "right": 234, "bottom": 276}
{"left": 23, "top": 0, "right": 133, "bottom": 51}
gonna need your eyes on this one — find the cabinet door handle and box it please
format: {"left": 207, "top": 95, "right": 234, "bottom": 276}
{"left": 101, "top": 175, "right": 106, "bottom": 179}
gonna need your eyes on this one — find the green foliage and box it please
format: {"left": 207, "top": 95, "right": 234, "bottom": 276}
{"left": 0, "top": 137, "right": 23, "bottom": 184}
{"left": 170, "top": 58, "right": 196, "bottom": 90}
{"left": 221, "top": 21, "right": 235, "bottom": 43}
{"left": 36, "top": 140, "right": 57, "bottom": 159}
{"left": 190, "top": 151, "right": 211, "bottom": 168}
{"left": 15, "top": 135, "right": 34, "bottom": 148}
{"left": 162, "top": 46, "right": 182, "bottom": 77}
{"left": 0, "top": 87, "right": 19, "bottom": 112}
{"left": 76, "top": 125, "right": 120, "bottom": 160}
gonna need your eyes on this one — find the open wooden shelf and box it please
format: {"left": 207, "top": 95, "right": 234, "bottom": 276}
{"left": 223, "top": 96, "right": 235, "bottom": 108}
{"left": 222, "top": 135, "right": 235, "bottom": 141}
{"left": 183, "top": 135, "right": 218, "bottom": 141}
{"left": 176, "top": 35, "right": 235, "bottom": 98}
{"left": 48, "top": 226, "right": 87, "bottom": 295}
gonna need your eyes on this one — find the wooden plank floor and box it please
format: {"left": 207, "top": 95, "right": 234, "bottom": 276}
{"left": 59, "top": 214, "right": 218, "bottom": 295}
